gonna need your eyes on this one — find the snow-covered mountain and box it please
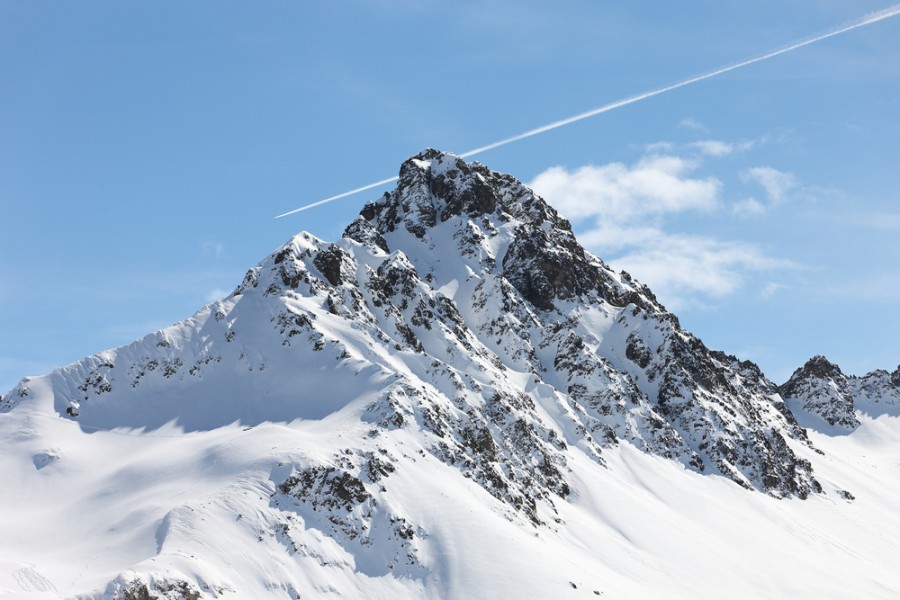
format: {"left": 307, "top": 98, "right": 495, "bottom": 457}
{"left": 779, "top": 355, "right": 900, "bottom": 433}
{"left": 2, "top": 150, "right": 899, "bottom": 599}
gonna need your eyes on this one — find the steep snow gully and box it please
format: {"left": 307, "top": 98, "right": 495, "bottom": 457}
{"left": 2, "top": 150, "right": 899, "bottom": 599}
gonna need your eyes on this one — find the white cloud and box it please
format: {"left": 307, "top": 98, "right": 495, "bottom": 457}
{"left": 760, "top": 282, "right": 787, "bottom": 298}
{"left": 688, "top": 139, "right": 755, "bottom": 157}
{"left": 678, "top": 118, "right": 710, "bottom": 133}
{"left": 201, "top": 241, "right": 226, "bottom": 259}
{"left": 530, "top": 155, "right": 720, "bottom": 222}
{"left": 733, "top": 197, "right": 767, "bottom": 217}
{"left": 740, "top": 166, "right": 795, "bottom": 204}
{"left": 606, "top": 230, "right": 796, "bottom": 309}
{"left": 644, "top": 141, "right": 675, "bottom": 154}
{"left": 529, "top": 149, "right": 797, "bottom": 308}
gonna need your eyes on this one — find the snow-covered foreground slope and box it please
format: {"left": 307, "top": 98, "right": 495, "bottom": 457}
{"left": 2, "top": 400, "right": 899, "bottom": 599}
{"left": 2, "top": 150, "right": 899, "bottom": 598}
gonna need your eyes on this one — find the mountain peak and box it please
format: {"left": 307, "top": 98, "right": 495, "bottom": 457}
{"left": 778, "top": 355, "right": 900, "bottom": 432}
{"left": 345, "top": 149, "right": 657, "bottom": 314}
{"left": 779, "top": 355, "right": 857, "bottom": 431}
{"left": 354, "top": 148, "right": 571, "bottom": 239}
{"left": 798, "top": 355, "right": 844, "bottom": 379}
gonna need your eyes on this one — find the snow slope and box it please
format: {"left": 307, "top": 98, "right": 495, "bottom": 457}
{"left": 2, "top": 150, "right": 899, "bottom": 599}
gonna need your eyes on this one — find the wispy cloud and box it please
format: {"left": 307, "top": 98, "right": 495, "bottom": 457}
{"left": 733, "top": 197, "right": 767, "bottom": 218}
{"left": 740, "top": 166, "right": 796, "bottom": 204}
{"left": 201, "top": 241, "right": 226, "bottom": 259}
{"left": 727, "top": 166, "right": 799, "bottom": 217}
{"left": 760, "top": 282, "right": 788, "bottom": 299}
{"left": 688, "top": 139, "right": 755, "bottom": 157}
{"left": 530, "top": 148, "right": 797, "bottom": 308}
{"left": 678, "top": 118, "right": 710, "bottom": 133}
{"left": 644, "top": 141, "right": 675, "bottom": 154}
{"left": 530, "top": 155, "right": 720, "bottom": 222}
{"left": 583, "top": 226, "right": 796, "bottom": 309}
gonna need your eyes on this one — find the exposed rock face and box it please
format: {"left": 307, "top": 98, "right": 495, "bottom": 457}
{"left": 779, "top": 356, "right": 900, "bottom": 431}
{"left": 779, "top": 356, "right": 859, "bottom": 431}
{"left": 852, "top": 366, "right": 900, "bottom": 414}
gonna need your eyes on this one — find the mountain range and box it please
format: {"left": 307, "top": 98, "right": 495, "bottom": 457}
{"left": 2, "top": 150, "right": 899, "bottom": 599}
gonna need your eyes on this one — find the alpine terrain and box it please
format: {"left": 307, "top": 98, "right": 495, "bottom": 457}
{"left": 2, "top": 150, "right": 899, "bottom": 599}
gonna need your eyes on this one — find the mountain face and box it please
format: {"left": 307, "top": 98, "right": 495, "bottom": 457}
{"left": 2, "top": 150, "right": 898, "bottom": 599}
{"left": 779, "top": 355, "right": 900, "bottom": 432}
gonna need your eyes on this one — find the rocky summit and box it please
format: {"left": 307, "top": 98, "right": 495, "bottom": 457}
{"left": 779, "top": 355, "right": 900, "bottom": 432}
{"left": 2, "top": 150, "right": 899, "bottom": 599}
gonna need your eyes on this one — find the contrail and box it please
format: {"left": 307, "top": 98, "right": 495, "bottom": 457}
{"left": 274, "top": 4, "right": 900, "bottom": 219}
{"left": 279, "top": 176, "right": 401, "bottom": 215}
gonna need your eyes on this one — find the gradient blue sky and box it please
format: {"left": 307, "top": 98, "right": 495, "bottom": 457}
{"left": 2, "top": 1, "right": 899, "bottom": 393}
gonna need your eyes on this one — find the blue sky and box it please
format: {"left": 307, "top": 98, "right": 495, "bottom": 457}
{"left": 2, "top": 1, "right": 899, "bottom": 393}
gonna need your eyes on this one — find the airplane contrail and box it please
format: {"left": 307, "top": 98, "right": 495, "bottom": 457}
{"left": 274, "top": 4, "right": 900, "bottom": 219}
